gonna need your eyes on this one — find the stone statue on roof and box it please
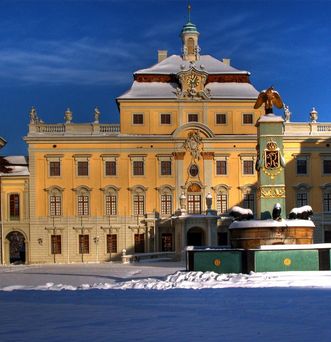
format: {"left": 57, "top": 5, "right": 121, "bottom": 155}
{"left": 283, "top": 104, "right": 291, "bottom": 122}
{"left": 254, "top": 86, "right": 283, "bottom": 114}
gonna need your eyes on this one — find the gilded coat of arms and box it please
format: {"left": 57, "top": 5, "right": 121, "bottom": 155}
{"left": 261, "top": 139, "right": 285, "bottom": 179}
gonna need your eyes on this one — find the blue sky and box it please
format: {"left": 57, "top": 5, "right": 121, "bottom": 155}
{"left": 0, "top": 0, "right": 331, "bottom": 155}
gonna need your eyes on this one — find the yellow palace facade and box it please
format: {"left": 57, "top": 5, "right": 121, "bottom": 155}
{"left": 1, "top": 19, "right": 331, "bottom": 264}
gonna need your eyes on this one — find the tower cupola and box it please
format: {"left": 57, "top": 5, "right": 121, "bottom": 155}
{"left": 180, "top": 4, "right": 200, "bottom": 61}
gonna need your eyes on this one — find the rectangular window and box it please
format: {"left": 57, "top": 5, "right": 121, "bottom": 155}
{"left": 188, "top": 114, "right": 198, "bottom": 122}
{"left": 78, "top": 195, "right": 89, "bottom": 216}
{"left": 161, "top": 194, "right": 172, "bottom": 216}
{"left": 51, "top": 235, "right": 62, "bottom": 254}
{"left": 133, "top": 161, "right": 144, "bottom": 176}
{"left": 216, "top": 160, "right": 227, "bottom": 175}
{"left": 187, "top": 194, "right": 201, "bottom": 214}
{"left": 297, "top": 159, "right": 307, "bottom": 175}
{"left": 79, "top": 234, "right": 89, "bottom": 254}
{"left": 216, "top": 113, "right": 227, "bottom": 124}
{"left": 243, "top": 160, "right": 254, "bottom": 175}
{"left": 105, "top": 161, "right": 116, "bottom": 176}
{"left": 9, "top": 194, "right": 20, "bottom": 220}
{"left": 217, "top": 194, "right": 228, "bottom": 214}
{"left": 77, "top": 161, "right": 88, "bottom": 176}
{"left": 243, "top": 113, "right": 253, "bottom": 124}
{"left": 133, "top": 113, "right": 144, "bottom": 124}
{"left": 49, "top": 161, "right": 60, "bottom": 176}
{"left": 324, "top": 160, "right": 331, "bottom": 174}
{"left": 134, "top": 195, "right": 145, "bottom": 216}
{"left": 106, "top": 195, "right": 117, "bottom": 216}
{"left": 323, "top": 193, "right": 331, "bottom": 212}
{"left": 297, "top": 192, "right": 308, "bottom": 207}
{"left": 50, "top": 195, "right": 61, "bottom": 216}
{"left": 134, "top": 233, "right": 145, "bottom": 253}
{"left": 243, "top": 193, "right": 255, "bottom": 213}
{"left": 160, "top": 113, "right": 171, "bottom": 124}
{"left": 107, "top": 234, "right": 117, "bottom": 253}
{"left": 161, "top": 160, "right": 171, "bottom": 175}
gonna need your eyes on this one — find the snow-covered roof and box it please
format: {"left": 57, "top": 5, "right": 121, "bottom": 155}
{"left": 135, "top": 55, "right": 249, "bottom": 75}
{"left": 118, "top": 81, "right": 259, "bottom": 100}
{"left": 3, "top": 156, "right": 28, "bottom": 165}
{"left": 0, "top": 165, "right": 30, "bottom": 176}
{"left": 0, "top": 156, "right": 29, "bottom": 176}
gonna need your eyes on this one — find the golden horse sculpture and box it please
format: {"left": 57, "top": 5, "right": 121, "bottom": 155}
{"left": 254, "top": 86, "right": 283, "bottom": 114}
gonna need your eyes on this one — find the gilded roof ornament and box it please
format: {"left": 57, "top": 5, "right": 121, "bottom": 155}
{"left": 254, "top": 86, "right": 283, "bottom": 114}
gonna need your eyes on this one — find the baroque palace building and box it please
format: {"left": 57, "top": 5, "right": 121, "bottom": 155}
{"left": 1, "top": 18, "right": 331, "bottom": 264}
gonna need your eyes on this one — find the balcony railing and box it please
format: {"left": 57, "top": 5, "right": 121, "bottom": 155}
{"left": 285, "top": 122, "right": 331, "bottom": 136}
{"left": 29, "top": 123, "right": 120, "bottom": 136}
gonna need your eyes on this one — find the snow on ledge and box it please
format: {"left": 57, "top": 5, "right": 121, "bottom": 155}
{"left": 259, "top": 243, "right": 331, "bottom": 250}
{"left": 229, "top": 219, "right": 315, "bottom": 229}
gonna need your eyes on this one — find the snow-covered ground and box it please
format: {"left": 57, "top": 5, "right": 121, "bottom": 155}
{"left": 1, "top": 261, "right": 331, "bottom": 341}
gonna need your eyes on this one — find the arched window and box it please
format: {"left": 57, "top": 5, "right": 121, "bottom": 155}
{"left": 294, "top": 183, "right": 311, "bottom": 207}
{"left": 104, "top": 187, "right": 118, "bottom": 216}
{"left": 187, "top": 38, "right": 195, "bottom": 55}
{"left": 187, "top": 183, "right": 201, "bottom": 214}
{"left": 49, "top": 187, "right": 62, "bottom": 216}
{"left": 240, "top": 185, "right": 256, "bottom": 215}
{"left": 75, "top": 187, "right": 90, "bottom": 216}
{"left": 161, "top": 187, "right": 173, "bottom": 216}
{"left": 130, "top": 186, "right": 147, "bottom": 216}
{"left": 214, "top": 185, "right": 229, "bottom": 214}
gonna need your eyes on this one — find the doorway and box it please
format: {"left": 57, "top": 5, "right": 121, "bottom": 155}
{"left": 187, "top": 227, "right": 205, "bottom": 246}
{"left": 6, "top": 231, "right": 26, "bottom": 264}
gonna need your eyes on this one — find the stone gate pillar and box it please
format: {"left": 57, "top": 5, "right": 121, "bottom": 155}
{"left": 256, "top": 114, "right": 286, "bottom": 219}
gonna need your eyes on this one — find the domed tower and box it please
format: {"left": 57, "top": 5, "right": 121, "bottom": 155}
{"left": 181, "top": 4, "right": 200, "bottom": 61}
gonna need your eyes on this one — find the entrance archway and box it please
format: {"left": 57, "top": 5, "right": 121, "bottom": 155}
{"left": 187, "top": 227, "right": 205, "bottom": 246}
{"left": 6, "top": 231, "right": 26, "bottom": 264}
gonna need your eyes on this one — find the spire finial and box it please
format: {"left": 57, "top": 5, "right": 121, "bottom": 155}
{"left": 188, "top": 1, "right": 191, "bottom": 22}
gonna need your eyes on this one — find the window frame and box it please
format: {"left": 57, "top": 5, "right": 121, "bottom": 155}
{"left": 160, "top": 113, "right": 171, "bottom": 125}
{"left": 79, "top": 234, "right": 90, "bottom": 254}
{"left": 243, "top": 160, "right": 254, "bottom": 175}
{"left": 77, "top": 161, "right": 89, "bottom": 177}
{"left": 49, "top": 161, "right": 61, "bottom": 177}
{"left": 105, "top": 193, "right": 117, "bottom": 216}
{"left": 9, "top": 193, "right": 20, "bottom": 221}
{"left": 160, "top": 160, "right": 172, "bottom": 176}
{"left": 133, "top": 160, "right": 144, "bottom": 176}
{"left": 107, "top": 234, "right": 117, "bottom": 253}
{"left": 242, "top": 113, "right": 253, "bottom": 125}
{"left": 51, "top": 235, "right": 62, "bottom": 255}
{"left": 215, "top": 113, "right": 227, "bottom": 125}
{"left": 296, "top": 191, "right": 308, "bottom": 207}
{"left": 105, "top": 160, "right": 116, "bottom": 176}
{"left": 323, "top": 159, "right": 331, "bottom": 175}
{"left": 296, "top": 159, "right": 308, "bottom": 176}
{"left": 216, "top": 160, "right": 227, "bottom": 175}
{"left": 132, "top": 113, "right": 144, "bottom": 125}
{"left": 188, "top": 113, "right": 199, "bottom": 122}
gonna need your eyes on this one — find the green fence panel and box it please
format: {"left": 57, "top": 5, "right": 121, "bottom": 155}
{"left": 194, "top": 251, "right": 242, "bottom": 273}
{"left": 254, "top": 249, "right": 319, "bottom": 272}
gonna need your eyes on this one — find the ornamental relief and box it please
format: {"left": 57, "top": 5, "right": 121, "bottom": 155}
{"left": 183, "top": 131, "right": 203, "bottom": 160}
{"left": 258, "top": 186, "right": 286, "bottom": 199}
